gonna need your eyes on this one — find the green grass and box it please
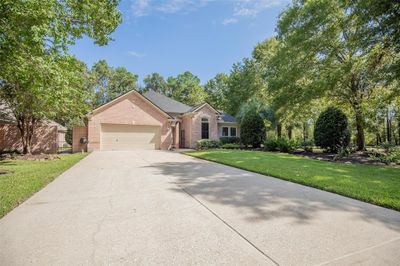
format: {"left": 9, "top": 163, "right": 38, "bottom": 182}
{"left": 0, "top": 153, "right": 87, "bottom": 218}
{"left": 186, "top": 150, "right": 400, "bottom": 211}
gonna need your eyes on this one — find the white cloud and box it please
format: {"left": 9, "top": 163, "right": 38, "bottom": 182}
{"left": 131, "top": 0, "right": 212, "bottom": 17}
{"left": 129, "top": 51, "right": 146, "bottom": 58}
{"left": 233, "top": 0, "right": 289, "bottom": 17}
{"left": 131, "top": 0, "right": 150, "bottom": 17}
{"left": 222, "top": 18, "right": 238, "bottom": 25}
{"left": 130, "top": 0, "right": 289, "bottom": 25}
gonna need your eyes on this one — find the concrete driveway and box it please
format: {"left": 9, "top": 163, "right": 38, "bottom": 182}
{"left": 1, "top": 151, "right": 399, "bottom": 265}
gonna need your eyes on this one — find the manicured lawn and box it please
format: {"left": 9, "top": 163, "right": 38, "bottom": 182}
{"left": 186, "top": 150, "right": 400, "bottom": 211}
{"left": 0, "top": 153, "right": 87, "bottom": 218}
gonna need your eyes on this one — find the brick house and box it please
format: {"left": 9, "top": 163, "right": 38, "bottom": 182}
{"left": 73, "top": 90, "right": 239, "bottom": 152}
{"left": 0, "top": 104, "right": 67, "bottom": 154}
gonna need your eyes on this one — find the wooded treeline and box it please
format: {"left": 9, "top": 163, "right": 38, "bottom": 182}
{"left": 1, "top": 0, "right": 399, "bottom": 153}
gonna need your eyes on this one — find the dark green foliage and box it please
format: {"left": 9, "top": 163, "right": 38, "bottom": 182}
{"left": 300, "top": 139, "right": 314, "bottom": 152}
{"left": 264, "top": 138, "right": 299, "bottom": 153}
{"left": 196, "top": 139, "right": 220, "bottom": 150}
{"left": 240, "top": 109, "right": 266, "bottom": 148}
{"left": 219, "top": 137, "right": 241, "bottom": 144}
{"left": 221, "top": 143, "right": 241, "bottom": 149}
{"left": 65, "top": 129, "right": 72, "bottom": 145}
{"left": 314, "top": 107, "right": 350, "bottom": 152}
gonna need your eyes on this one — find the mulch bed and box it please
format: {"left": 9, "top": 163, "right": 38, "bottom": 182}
{"left": 290, "top": 150, "right": 393, "bottom": 166}
{"left": 0, "top": 153, "right": 61, "bottom": 161}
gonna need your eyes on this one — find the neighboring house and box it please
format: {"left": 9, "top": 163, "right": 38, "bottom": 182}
{"left": 0, "top": 104, "right": 67, "bottom": 154}
{"left": 72, "top": 90, "right": 239, "bottom": 152}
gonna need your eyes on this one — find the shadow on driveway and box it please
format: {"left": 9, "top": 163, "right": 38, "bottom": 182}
{"left": 144, "top": 159, "right": 400, "bottom": 232}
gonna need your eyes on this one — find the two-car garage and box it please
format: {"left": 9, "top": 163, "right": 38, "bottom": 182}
{"left": 100, "top": 124, "right": 161, "bottom": 151}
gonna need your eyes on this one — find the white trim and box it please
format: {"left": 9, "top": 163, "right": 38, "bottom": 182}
{"left": 90, "top": 90, "right": 172, "bottom": 118}
{"left": 191, "top": 103, "right": 220, "bottom": 114}
{"left": 220, "top": 125, "right": 238, "bottom": 137}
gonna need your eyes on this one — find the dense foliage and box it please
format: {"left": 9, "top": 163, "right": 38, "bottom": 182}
{"left": 196, "top": 139, "right": 220, "bottom": 150}
{"left": 264, "top": 138, "right": 299, "bottom": 153}
{"left": 219, "top": 137, "right": 241, "bottom": 144}
{"left": 314, "top": 107, "right": 350, "bottom": 152}
{"left": 240, "top": 107, "right": 266, "bottom": 148}
{"left": 0, "top": 0, "right": 121, "bottom": 153}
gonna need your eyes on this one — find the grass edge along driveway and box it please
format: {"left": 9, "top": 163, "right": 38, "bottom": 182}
{"left": 186, "top": 150, "right": 400, "bottom": 211}
{"left": 0, "top": 153, "right": 87, "bottom": 218}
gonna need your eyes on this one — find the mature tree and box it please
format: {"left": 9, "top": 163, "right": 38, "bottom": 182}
{"left": 0, "top": 0, "right": 121, "bottom": 153}
{"left": 351, "top": 0, "right": 400, "bottom": 80}
{"left": 167, "top": 71, "right": 207, "bottom": 106}
{"left": 269, "top": 0, "right": 398, "bottom": 150}
{"left": 143, "top": 73, "right": 169, "bottom": 95}
{"left": 0, "top": 55, "right": 89, "bottom": 154}
{"left": 204, "top": 73, "right": 229, "bottom": 110}
{"left": 225, "top": 58, "right": 267, "bottom": 115}
{"left": 89, "top": 60, "right": 138, "bottom": 107}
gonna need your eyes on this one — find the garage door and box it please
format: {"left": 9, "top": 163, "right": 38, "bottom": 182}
{"left": 101, "top": 124, "right": 160, "bottom": 150}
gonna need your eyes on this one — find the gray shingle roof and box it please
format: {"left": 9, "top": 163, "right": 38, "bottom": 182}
{"left": 143, "top": 90, "right": 192, "bottom": 114}
{"left": 219, "top": 112, "right": 237, "bottom": 123}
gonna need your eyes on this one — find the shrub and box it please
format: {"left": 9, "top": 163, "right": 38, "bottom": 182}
{"left": 219, "top": 136, "right": 241, "bottom": 144}
{"left": 300, "top": 139, "right": 314, "bottom": 152}
{"left": 221, "top": 143, "right": 241, "bottom": 149}
{"left": 240, "top": 108, "right": 266, "bottom": 148}
{"left": 264, "top": 138, "right": 299, "bottom": 153}
{"left": 264, "top": 139, "right": 279, "bottom": 151}
{"left": 196, "top": 139, "right": 220, "bottom": 150}
{"left": 314, "top": 107, "right": 350, "bottom": 153}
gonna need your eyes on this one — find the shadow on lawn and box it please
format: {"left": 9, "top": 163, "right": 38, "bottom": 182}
{"left": 144, "top": 159, "right": 400, "bottom": 232}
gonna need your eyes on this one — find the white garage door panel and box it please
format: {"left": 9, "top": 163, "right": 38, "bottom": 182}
{"left": 101, "top": 124, "right": 160, "bottom": 150}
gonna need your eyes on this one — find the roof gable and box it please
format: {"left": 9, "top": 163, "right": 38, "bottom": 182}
{"left": 189, "top": 102, "right": 220, "bottom": 114}
{"left": 90, "top": 90, "right": 172, "bottom": 118}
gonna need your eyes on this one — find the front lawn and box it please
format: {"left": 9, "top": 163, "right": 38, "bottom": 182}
{"left": 186, "top": 150, "right": 400, "bottom": 211}
{"left": 0, "top": 153, "right": 87, "bottom": 218}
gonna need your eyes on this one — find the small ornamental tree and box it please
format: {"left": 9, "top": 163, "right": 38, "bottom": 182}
{"left": 314, "top": 107, "right": 350, "bottom": 153}
{"left": 240, "top": 109, "right": 266, "bottom": 148}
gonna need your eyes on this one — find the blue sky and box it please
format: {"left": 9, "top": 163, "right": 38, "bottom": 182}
{"left": 70, "top": 0, "right": 290, "bottom": 85}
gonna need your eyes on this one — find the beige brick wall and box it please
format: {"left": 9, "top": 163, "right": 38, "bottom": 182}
{"left": 189, "top": 105, "right": 219, "bottom": 148}
{"left": 87, "top": 91, "right": 173, "bottom": 151}
{"left": 181, "top": 115, "right": 192, "bottom": 148}
{"left": 72, "top": 126, "right": 88, "bottom": 153}
{"left": 0, "top": 123, "right": 58, "bottom": 154}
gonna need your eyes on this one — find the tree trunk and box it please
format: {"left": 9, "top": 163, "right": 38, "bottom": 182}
{"left": 303, "top": 122, "right": 308, "bottom": 142}
{"left": 398, "top": 118, "right": 400, "bottom": 143}
{"left": 287, "top": 126, "right": 293, "bottom": 140}
{"left": 16, "top": 115, "right": 36, "bottom": 154}
{"left": 277, "top": 123, "right": 282, "bottom": 138}
{"left": 386, "top": 108, "right": 392, "bottom": 143}
{"left": 354, "top": 104, "right": 365, "bottom": 151}
{"left": 376, "top": 133, "right": 382, "bottom": 146}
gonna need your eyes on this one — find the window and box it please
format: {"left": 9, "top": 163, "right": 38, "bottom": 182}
{"left": 230, "top": 127, "right": 237, "bottom": 137}
{"left": 201, "top": 118, "right": 209, "bottom": 139}
{"left": 222, "top": 127, "right": 229, "bottom": 137}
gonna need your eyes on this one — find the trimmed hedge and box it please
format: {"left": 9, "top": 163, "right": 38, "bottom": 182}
{"left": 221, "top": 143, "right": 241, "bottom": 149}
{"left": 196, "top": 139, "right": 220, "bottom": 150}
{"left": 219, "top": 136, "right": 241, "bottom": 144}
{"left": 314, "top": 107, "right": 350, "bottom": 152}
{"left": 264, "top": 138, "right": 299, "bottom": 153}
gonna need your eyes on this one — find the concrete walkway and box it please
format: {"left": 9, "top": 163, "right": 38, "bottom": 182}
{"left": 1, "top": 151, "right": 399, "bottom": 265}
